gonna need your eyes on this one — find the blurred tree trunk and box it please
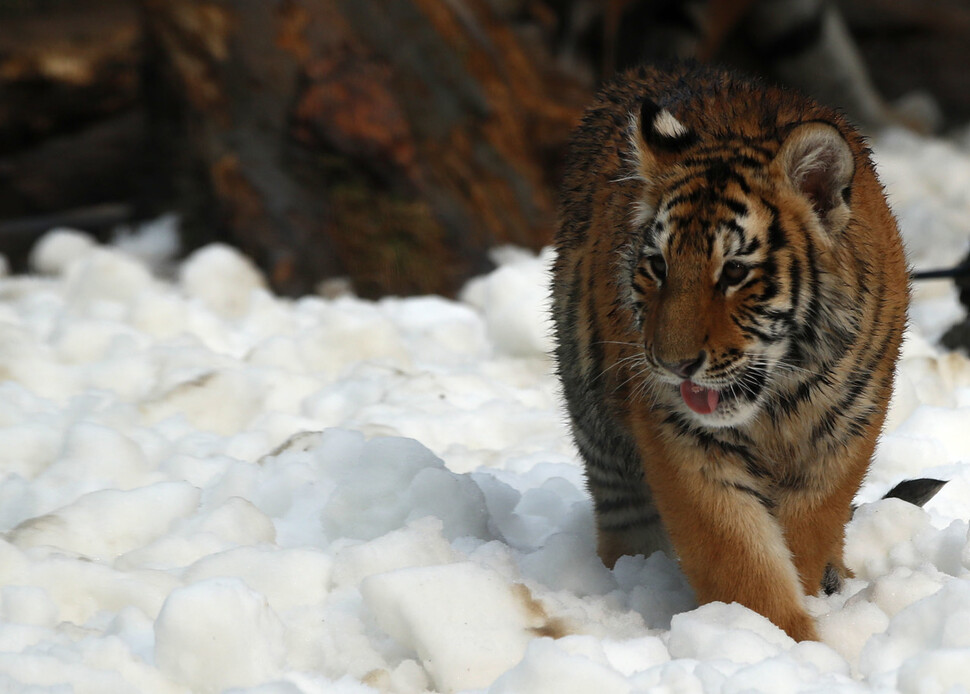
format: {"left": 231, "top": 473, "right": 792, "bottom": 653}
{"left": 9, "top": 0, "right": 967, "bottom": 296}
{"left": 0, "top": 0, "right": 146, "bottom": 267}
{"left": 140, "top": 0, "right": 587, "bottom": 298}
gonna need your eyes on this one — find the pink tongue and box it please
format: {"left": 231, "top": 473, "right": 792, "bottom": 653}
{"left": 680, "top": 381, "right": 720, "bottom": 415}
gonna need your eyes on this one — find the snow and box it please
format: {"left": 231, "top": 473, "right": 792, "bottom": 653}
{"left": 0, "top": 128, "right": 969, "bottom": 693}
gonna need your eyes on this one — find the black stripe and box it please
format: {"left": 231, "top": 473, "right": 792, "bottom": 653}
{"left": 594, "top": 495, "right": 653, "bottom": 515}
{"left": 732, "top": 314, "right": 780, "bottom": 344}
{"left": 788, "top": 254, "right": 803, "bottom": 318}
{"left": 662, "top": 412, "right": 770, "bottom": 479}
{"left": 600, "top": 513, "right": 663, "bottom": 533}
{"left": 759, "top": 199, "right": 786, "bottom": 252}
{"left": 777, "top": 371, "right": 832, "bottom": 416}
{"left": 585, "top": 262, "right": 604, "bottom": 389}
{"left": 722, "top": 197, "right": 749, "bottom": 218}
{"left": 741, "top": 235, "right": 762, "bottom": 255}
{"left": 663, "top": 187, "right": 707, "bottom": 212}
{"left": 690, "top": 142, "right": 775, "bottom": 160}
{"left": 761, "top": 307, "right": 795, "bottom": 328}
{"left": 586, "top": 472, "right": 643, "bottom": 492}
{"left": 776, "top": 469, "right": 807, "bottom": 491}
{"left": 809, "top": 407, "right": 840, "bottom": 443}
{"left": 752, "top": 267, "right": 780, "bottom": 303}
{"left": 706, "top": 160, "right": 733, "bottom": 190}
{"left": 692, "top": 153, "right": 766, "bottom": 172}
{"left": 723, "top": 219, "right": 746, "bottom": 236}
{"left": 843, "top": 417, "right": 869, "bottom": 440}
{"left": 730, "top": 482, "right": 776, "bottom": 510}
{"left": 667, "top": 213, "right": 699, "bottom": 228}
{"left": 767, "top": 218, "right": 788, "bottom": 251}
{"left": 660, "top": 158, "right": 758, "bottom": 197}
{"left": 710, "top": 164, "right": 755, "bottom": 195}
{"left": 728, "top": 155, "right": 764, "bottom": 174}
{"left": 642, "top": 221, "right": 662, "bottom": 246}
{"left": 811, "top": 297, "right": 897, "bottom": 444}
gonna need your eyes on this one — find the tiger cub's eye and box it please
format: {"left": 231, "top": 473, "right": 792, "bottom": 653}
{"left": 647, "top": 255, "right": 667, "bottom": 281}
{"left": 720, "top": 261, "right": 749, "bottom": 288}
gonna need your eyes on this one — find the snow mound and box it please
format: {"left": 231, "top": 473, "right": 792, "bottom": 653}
{"left": 0, "top": 127, "right": 969, "bottom": 692}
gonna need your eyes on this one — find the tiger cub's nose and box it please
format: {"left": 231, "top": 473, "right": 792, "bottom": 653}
{"left": 660, "top": 352, "right": 706, "bottom": 379}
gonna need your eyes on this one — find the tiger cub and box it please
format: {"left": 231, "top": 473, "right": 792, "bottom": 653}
{"left": 551, "top": 63, "right": 908, "bottom": 641}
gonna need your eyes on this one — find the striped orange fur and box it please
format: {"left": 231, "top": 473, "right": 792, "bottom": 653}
{"left": 551, "top": 63, "right": 908, "bottom": 641}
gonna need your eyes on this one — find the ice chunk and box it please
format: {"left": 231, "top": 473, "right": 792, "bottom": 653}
{"left": 0, "top": 586, "right": 58, "bottom": 627}
{"left": 817, "top": 596, "right": 890, "bottom": 667}
{"left": 319, "top": 436, "right": 488, "bottom": 542}
{"left": 666, "top": 602, "right": 792, "bottom": 664}
{"left": 460, "top": 246, "right": 555, "bottom": 357}
{"left": 489, "top": 636, "right": 632, "bottom": 694}
{"left": 518, "top": 532, "right": 615, "bottom": 596}
{"left": 29, "top": 229, "right": 97, "bottom": 275}
{"left": 63, "top": 247, "right": 155, "bottom": 311}
{"left": 154, "top": 577, "right": 286, "bottom": 693}
{"left": 8, "top": 482, "right": 200, "bottom": 560}
{"left": 361, "top": 562, "right": 550, "bottom": 692}
{"left": 183, "top": 545, "right": 332, "bottom": 615}
{"left": 896, "top": 649, "right": 970, "bottom": 694}
{"left": 858, "top": 579, "right": 970, "bottom": 681}
{"left": 844, "top": 498, "right": 934, "bottom": 579}
{"left": 179, "top": 244, "right": 266, "bottom": 318}
{"left": 330, "top": 517, "right": 457, "bottom": 589}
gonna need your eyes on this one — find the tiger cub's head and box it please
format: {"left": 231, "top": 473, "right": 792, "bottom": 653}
{"left": 626, "top": 98, "right": 856, "bottom": 428}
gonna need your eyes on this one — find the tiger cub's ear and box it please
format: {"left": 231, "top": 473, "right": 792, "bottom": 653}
{"left": 631, "top": 98, "right": 697, "bottom": 181}
{"left": 774, "top": 122, "right": 855, "bottom": 235}
{"left": 639, "top": 99, "right": 697, "bottom": 153}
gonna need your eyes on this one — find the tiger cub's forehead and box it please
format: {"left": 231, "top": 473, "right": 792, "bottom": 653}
{"left": 643, "top": 184, "right": 772, "bottom": 263}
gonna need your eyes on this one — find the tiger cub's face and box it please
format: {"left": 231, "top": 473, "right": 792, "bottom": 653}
{"left": 626, "top": 100, "right": 855, "bottom": 428}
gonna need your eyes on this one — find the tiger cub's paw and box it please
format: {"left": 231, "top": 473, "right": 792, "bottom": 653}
{"left": 820, "top": 560, "right": 855, "bottom": 596}
{"left": 778, "top": 608, "right": 820, "bottom": 643}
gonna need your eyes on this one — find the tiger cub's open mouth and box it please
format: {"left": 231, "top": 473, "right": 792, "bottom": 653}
{"left": 680, "top": 380, "right": 720, "bottom": 415}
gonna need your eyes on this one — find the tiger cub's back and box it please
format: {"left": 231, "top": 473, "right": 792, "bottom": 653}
{"left": 551, "top": 63, "right": 907, "bottom": 641}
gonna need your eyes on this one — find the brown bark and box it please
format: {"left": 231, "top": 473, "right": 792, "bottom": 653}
{"left": 0, "top": 2, "right": 147, "bottom": 226}
{"left": 0, "top": 1, "right": 141, "bottom": 154}
{"left": 8, "top": 0, "right": 961, "bottom": 294}
{"left": 140, "top": 0, "right": 588, "bottom": 298}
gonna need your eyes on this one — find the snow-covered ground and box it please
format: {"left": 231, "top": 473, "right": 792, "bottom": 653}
{"left": 1, "top": 127, "right": 970, "bottom": 694}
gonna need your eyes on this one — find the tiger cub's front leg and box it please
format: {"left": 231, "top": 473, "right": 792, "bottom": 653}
{"left": 633, "top": 427, "right": 818, "bottom": 642}
{"left": 774, "top": 435, "right": 877, "bottom": 596}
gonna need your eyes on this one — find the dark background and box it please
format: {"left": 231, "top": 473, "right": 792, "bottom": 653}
{"left": 1, "top": 0, "right": 967, "bottom": 297}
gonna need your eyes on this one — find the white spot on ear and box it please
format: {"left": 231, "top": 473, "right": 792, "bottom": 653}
{"left": 653, "top": 109, "right": 689, "bottom": 139}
